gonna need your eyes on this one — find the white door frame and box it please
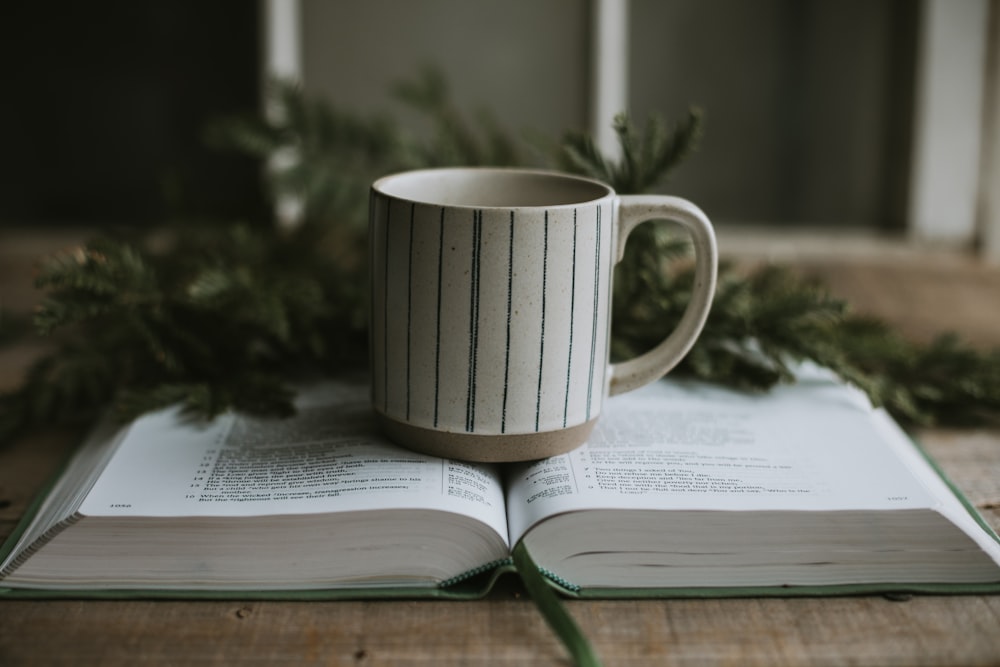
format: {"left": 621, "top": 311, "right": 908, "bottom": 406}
{"left": 908, "top": 0, "right": 992, "bottom": 252}
{"left": 978, "top": 0, "right": 1000, "bottom": 261}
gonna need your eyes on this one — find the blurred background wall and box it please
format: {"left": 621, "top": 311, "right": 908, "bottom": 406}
{"left": 3, "top": 0, "right": 997, "bottom": 256}
{"left": 1, "top": 1, "right": 268, "bottom": 227}
{"left": 299, "top": 0, "right": 915, "bottom": 230}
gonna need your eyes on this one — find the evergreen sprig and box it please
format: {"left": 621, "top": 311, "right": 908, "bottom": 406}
{"left": 560, "top": 109, "right": 703, "bottom": 194}
{"left": 549, "top": 106, "right": 1000, "bottom": 426}
{"left": 1, "top": 73, "right": 998, "bottom": 448}
{"left": 392, "top": 66, "right": 527, "bottom": 168}
{"left": 608, "top": 259, "right": 1000, "bottom": 425}
{"left": 0, "top": 224, "right": 368, "bottom": 442}
{"left": 207, "top": 80, "right": 406, "bottom": 226}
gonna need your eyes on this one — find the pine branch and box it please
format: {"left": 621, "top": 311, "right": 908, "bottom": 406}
{"left": 391, "top": 66, "right": 525, "bottom": 168}
{"left": 0, "top": 339, "right": 118, "bottom": 441}
{"left": 556, "top": 108, "right": 999, "bottom": 426}
{"left": 207, "top": 79, "right": 406, "bottom": 225}
{"left": 0, "top": 308, "right": 32, "bottom": 346}
{"left": 0, "top": 221, "right": 371, "bottom": 445}
{"left": 2, "top": 75, "right": 999, "bottom": 449}
{"left": 114, "top": 373, "right": 299, "bottom": 423}
{"left": 560, "top": 109, "right": 703, "bottom": 193}
{"left": 612, "top": 260, "right": 1000, "bottom": 426}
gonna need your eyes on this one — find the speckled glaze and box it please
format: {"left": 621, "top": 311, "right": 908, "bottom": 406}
{"left": 369, "top": 168, "right": 717, "bottom": 461}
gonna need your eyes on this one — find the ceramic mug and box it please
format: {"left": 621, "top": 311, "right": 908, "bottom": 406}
{"left": 369, "top": 167, "right": 717, "bottom": 461}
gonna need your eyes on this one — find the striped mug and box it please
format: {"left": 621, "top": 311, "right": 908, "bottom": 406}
{"left": 369, "top": 168, "right": 717, "bottom": 462}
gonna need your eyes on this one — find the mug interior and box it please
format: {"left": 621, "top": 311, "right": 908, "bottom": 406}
{"left": 373, "top": 168, "right": 612, "bottom": 208}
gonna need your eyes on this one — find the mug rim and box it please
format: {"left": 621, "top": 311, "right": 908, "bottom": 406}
{"left": 371, "top": 167, "right": 615, "bottom": 210}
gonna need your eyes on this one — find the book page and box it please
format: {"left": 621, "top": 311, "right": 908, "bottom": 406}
{"left": 505, "top": 372, "right": 939, "bottom": 544}
{"left": 80, "top": 381, "right": 509, "bottom": 545}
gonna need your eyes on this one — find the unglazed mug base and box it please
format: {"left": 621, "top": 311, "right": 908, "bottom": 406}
{"left": 376, "top": 412, "right": 598, "bottom": 462}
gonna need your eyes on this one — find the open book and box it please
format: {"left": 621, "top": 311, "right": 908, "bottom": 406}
{"left": 3, "top": 366, "right": 1000, "bottom": 597}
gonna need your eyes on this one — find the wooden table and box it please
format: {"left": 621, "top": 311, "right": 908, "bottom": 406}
{"left": 2, "top": 230, "right": 999, "bottom": 666}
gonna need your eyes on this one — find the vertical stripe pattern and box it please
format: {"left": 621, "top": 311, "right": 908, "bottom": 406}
{"left": 563, "top": 209, "right": 578, "bottom": 427}
{"left": 534, "top": 212, "right": 549, "bottom": 431}
{"left": 371, "top": 198, "right": 612, "bottom": 436}
{"left": 466, "top": 210, "right": 483, "bottom": 431}
{"left": 501, "top": 211, "right": 514, "bottom": 433}
{"left": 433, "top": 208, "right": 445, "bottom": 427}
{"left": 587, "top": 205, "right": 602, "bottom": 420}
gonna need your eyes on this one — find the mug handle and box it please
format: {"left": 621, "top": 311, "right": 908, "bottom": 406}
{"left": 607, "top": 195, "right": 718, "bottom": 396}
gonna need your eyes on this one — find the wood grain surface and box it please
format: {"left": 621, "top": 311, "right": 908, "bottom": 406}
{"left": 2, "top": 230, "right": 999, "bottom": 666}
